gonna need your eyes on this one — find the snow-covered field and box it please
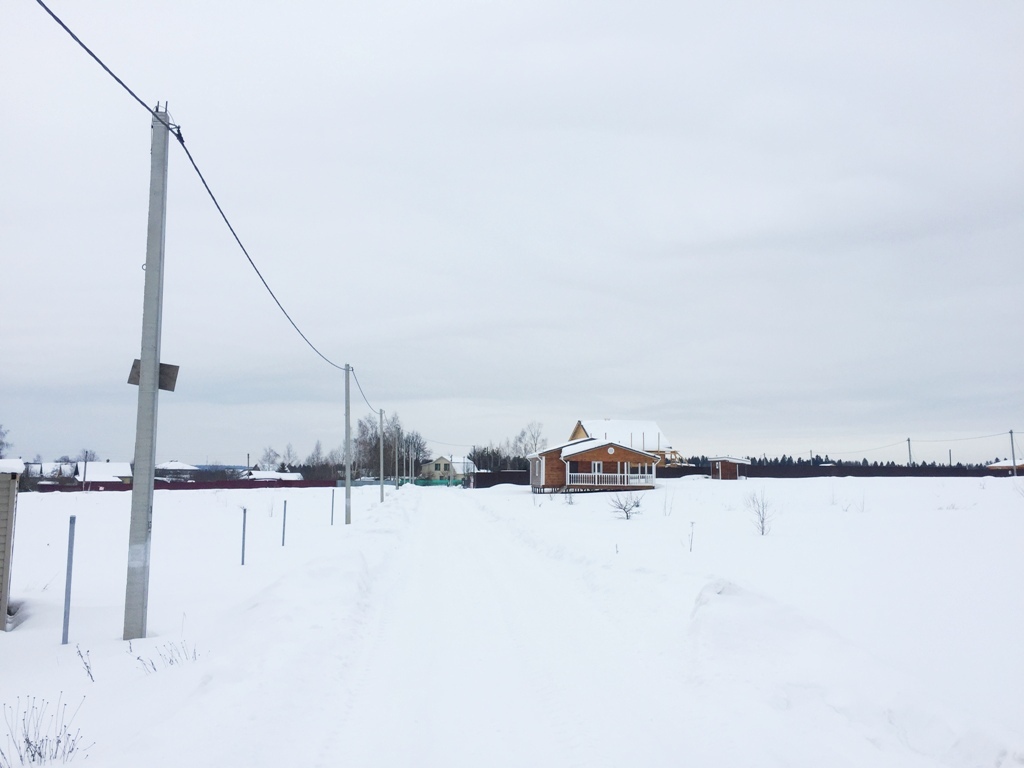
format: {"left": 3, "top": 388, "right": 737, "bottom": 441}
{"left": 1, "top": 477, "right": 1022, "bottom": 767}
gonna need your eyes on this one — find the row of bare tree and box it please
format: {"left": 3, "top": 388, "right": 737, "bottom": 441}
{"left": 467, "top": 422, "right": 546, "bottom": 471}
{"left": 259, "top": 413, "right": 431, "bottom": 481}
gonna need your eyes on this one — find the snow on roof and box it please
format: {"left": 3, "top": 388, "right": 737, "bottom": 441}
{"left": 709, "top": 456, "right": 752, "bottom": 465}
{"left": 242, "top": 470, "right": 304, "bottom": 481}
{"left": 0, "top": 459, "right": 25, "bottom": 475}
{"left": 156, "top": 461, "right": 200, "bottom": 471}
{"left": 577, "top": 420, "right": 674, "bottom": 452}
{"left": 78, "top": 461, "right": 133, "bottom": 482}
{"left": 527, "top": 437, "right": 593, "bottom": 459}
{"left": 25, "top": 462, "right": 77, "bottom": 477}
{"left": 986, "top": 459, "right": 1024, "bottom": 469}
{"left": 560, "top": 440, "right": 660, "bottom": 460}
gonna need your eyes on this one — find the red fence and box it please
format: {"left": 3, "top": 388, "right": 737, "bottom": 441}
{"left": 36, "top": 479, "right": 338, "bottom": 493}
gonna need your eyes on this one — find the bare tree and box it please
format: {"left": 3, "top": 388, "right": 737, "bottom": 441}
{"left": 259, "top": 446, "right": 280, "bottom": 470}
{"left": 305, "top": 440, "right": 325, "bottom": 467}
{"left": 523, "top": 421, "right": 546, "bottom": 454}
{"left": 0, "top": 424, "right": 9, "bottom": 458}
{"left": 610, "top": 492, "right": 643, "bottom": 520}
{"left": 280, "top": 443, "right": 298, "bottom": 470}
{"left": 747, "top": 489, "right": 773, "bottom": 535}
{"left": 76, "top": 449, "right": 98, "bottom": 462}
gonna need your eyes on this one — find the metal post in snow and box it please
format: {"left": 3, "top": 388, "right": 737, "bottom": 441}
{"left": 282, "top": 500, "right": 287, "bottom": 546}
{"left": 241, "top": 507, "right": 247, "bottom": 565}
{"left": 689, "top": 521, "right": 695, "bottom": 553}
{"left": 330, "top": 488, "right": 335, "bottom": 526}
{"left": 62, "top": 515, "right": 76, "bottom": 645}
{"left": 379, "top": 408, "right": 385, "bottom": 503}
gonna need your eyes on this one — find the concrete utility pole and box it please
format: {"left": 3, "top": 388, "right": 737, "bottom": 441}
{"left": 379, "top": 409, "right": 385, "bottom": 503}
{"left": 124, "top": 105, "right": 172, "bottom": 641}
{"left": 1011, "top": 430, "right": 1017, "bottom": 478}
{"left": 344, "top": 365, "right": 352, "bottom": 525}
{"left": 907, "top": 438, "right": 913, "bottom": 467}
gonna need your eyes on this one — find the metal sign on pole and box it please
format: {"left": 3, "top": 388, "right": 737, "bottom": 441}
{"left": 124, "top": 105, "right": 173, "bottom": 641}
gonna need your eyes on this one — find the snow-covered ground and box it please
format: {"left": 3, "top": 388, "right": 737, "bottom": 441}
{"left": 1, "top": 477, "right": 1022, "bottom": 767}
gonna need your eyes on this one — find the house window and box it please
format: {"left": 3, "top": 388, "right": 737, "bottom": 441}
{"left": 434, "top": 463, "right": 440, "bottom": 471}
{"left": 443, "top": 463, "right": 450, "bottom": 471}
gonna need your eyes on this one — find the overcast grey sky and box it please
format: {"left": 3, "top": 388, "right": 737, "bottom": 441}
{"left": 2, "top": 0, "right": 1022, "bottom": 466}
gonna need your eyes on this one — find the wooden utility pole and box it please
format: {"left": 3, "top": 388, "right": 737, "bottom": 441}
{"left": 124, "top": 106, "right": 172, "bottom": 641}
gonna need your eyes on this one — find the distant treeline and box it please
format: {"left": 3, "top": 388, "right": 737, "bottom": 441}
{"left": 680, "top": 455, "right": 997, "bottom": 470}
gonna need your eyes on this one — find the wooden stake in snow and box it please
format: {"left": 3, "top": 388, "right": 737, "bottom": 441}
{"left": 241, "top": 508, "right": 247, "bottom": 566}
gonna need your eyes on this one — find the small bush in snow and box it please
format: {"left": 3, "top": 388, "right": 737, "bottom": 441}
{"left": 0, "top": 695, "right": 91, "bottom": 766}
{"left": 747, "top": 489, "right": 773, "bottom": 536}
{"left": 74, "top": 647, "right": 93, "bottom": 684}
{"left": 132, "top": 640, "right": 198, "bottom": 675}
{"left": 610, "top": 493, "right": 642, "bottom": 520}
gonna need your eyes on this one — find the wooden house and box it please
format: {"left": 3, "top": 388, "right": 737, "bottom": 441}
{"left": 528, "top": 438, "right": 660, "bottom": 493}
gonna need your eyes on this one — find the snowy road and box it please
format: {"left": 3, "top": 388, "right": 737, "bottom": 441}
{"left": 326, "top": 490, "right": 687, "bottom": 767}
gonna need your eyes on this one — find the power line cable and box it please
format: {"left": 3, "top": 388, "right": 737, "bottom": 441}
{"left": 35, "top": 0, "right": 347, "bottom": 373}
{"left": 424, "top": 438, "right": 475, "bottom": 449}
{"left": 350, "top": 368, "right": 378, "bottom": 413}
{"left": 827, "top": 441, "right": 905, "bottom": 456}
{"left": 914, "top": 431, "right": 1007, "bottom": 444}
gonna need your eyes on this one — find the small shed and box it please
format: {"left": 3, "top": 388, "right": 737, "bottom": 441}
{"left": 1, "top": 460, "right": 25, "bottom": 630}
{"left": 986, "top": 458, "right": 1022, "bottom": 476}
{"left": 709, "top": 456, "right": 751, "bottom": 480}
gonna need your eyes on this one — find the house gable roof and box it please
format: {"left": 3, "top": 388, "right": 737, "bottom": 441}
{"left": 77, "top": 461, "right": 133, "bottom": 482}
{"left": 528, "top": 437, "right": 593, "bottom": 460}
{"left": 560, "top": 439, "right": 660, "bottom": 461}
{"left": 531, "top": 437, "right": 659, "bottom": 462}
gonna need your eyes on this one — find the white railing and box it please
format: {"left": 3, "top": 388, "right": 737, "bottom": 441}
{"left": 567, "top": 472, "right": 654, "bottom": 487}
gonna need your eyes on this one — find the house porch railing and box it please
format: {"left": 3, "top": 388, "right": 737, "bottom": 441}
{"left": 566, "top": 472, "right": 654, "bottom": 487}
